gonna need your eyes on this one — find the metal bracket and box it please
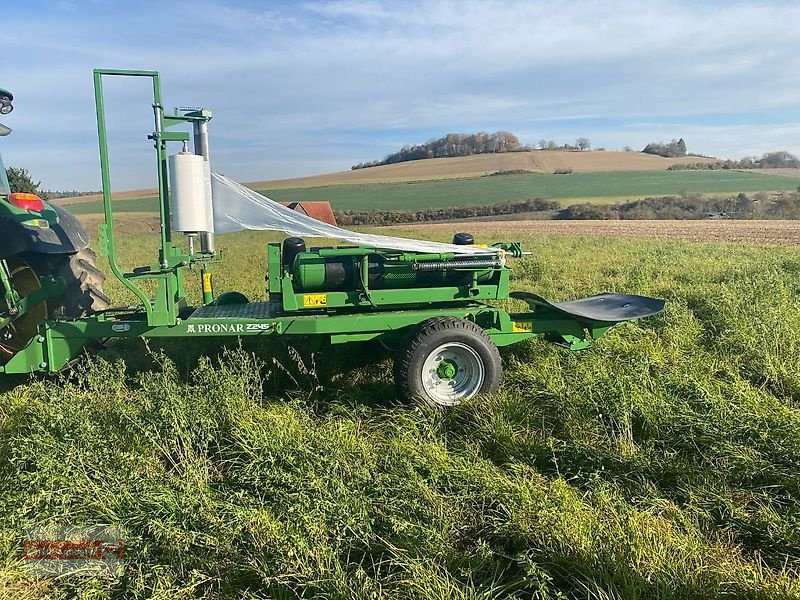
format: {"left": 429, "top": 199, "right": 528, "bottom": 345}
{"left": 0, "top": 269, "right": 66, "bottom": 330}
{"left": 0, "top": 259, "right": 21, "bottom": 317}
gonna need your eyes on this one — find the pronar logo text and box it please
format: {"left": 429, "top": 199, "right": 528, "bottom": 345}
{"left": 185, "top": 323, "right": 272, "bottom": 334}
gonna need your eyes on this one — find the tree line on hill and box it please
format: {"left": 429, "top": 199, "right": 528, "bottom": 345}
{"left": 335, "top": 189, "right": 800, "bottom": 225}
{"left": 352, "top": 131, "right": 800, "bottom": 174}
{"left": 351, "top": 132, "right": 523, "bottom": 170}
{"left": 5, "top": 167, "right": 47, "bottom": 198}
{"left": 4, "top": 167, "right": 99, "bottom": 200}
{"left": 351, "top": 133, "right": 603, "bottom": 170}
{"left": 667, "top": 151, "right": 800, "bottom": 171}
{"left": 560, "top": 190, "right": 800, "bottom": 220}
{"left": 642, "top": 138, "right": 688, "bottom": 158}
{"left": 351, "top": 131, "right": 699, "bottom": 170}
{"left": 43, "top": 189, "right": 101, "bottom": 199}
{"left": 537, "top": 138, "right": 592, "bottom": 151}
{"left": 335, "top": 197, "right": 560, "bottom": 226}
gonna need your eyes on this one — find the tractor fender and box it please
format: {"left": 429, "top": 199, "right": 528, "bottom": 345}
{"left": 0, "top": 203, "right": 90, "bottom": 259}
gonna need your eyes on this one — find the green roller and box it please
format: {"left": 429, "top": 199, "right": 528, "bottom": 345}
{"left": 291, "top": 250, "right": 497, "bottom": 293}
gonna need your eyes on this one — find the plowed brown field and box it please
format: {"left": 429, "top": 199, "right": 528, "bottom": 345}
{"left": 80, "top": 213, "right": 800, "bottom": 246}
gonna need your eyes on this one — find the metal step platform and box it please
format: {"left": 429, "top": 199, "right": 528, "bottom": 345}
{"left": 189, "top": 301, "right": 275, "bottom": 320}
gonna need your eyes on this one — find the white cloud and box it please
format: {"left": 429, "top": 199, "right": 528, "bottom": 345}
{"left": 0, "top": 0, "right": 799, "bottom": 189}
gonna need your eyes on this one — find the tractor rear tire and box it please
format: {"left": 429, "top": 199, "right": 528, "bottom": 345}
{"left": 23, "top": 248, "right": 111, "bottom": 318}
{"left": 394, "top": 316, "right": 502, "bottom": 408}
{"left": 0, "top": 249, "right": 110, "bottom": 360}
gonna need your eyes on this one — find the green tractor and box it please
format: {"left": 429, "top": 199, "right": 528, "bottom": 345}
{"left": 0, "top": 87, "right": 109, "bottom": 360}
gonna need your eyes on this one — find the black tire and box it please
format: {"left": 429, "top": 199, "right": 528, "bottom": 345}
{"left": 1, "top": 249, "right": 109, "bottom": 361}
{"left": 22, "top": 248, "right": 111, "bottom": 318}
{"left": 395, "top": 316, "right": 502, "bottom": 408}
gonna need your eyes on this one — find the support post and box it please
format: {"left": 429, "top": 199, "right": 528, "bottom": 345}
{"left": 193, "top": 119, "right": 215, "bottom": 255}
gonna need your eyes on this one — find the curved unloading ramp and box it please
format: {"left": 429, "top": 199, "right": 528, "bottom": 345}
{"left": 510, "top": 292, "right": 666, "bottom": 326}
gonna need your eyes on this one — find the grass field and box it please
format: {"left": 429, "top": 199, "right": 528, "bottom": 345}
{"left": 2, "top": 228, "right": 800, "bottom": 597}
{"left": 64, "top": 169, "right": 800, "bottom": 215}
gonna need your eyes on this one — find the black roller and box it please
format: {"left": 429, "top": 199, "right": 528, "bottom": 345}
{"left": 282, "top": 237, "right": 306, "bottom": 268}
{"left": 324, "top": 257, "right": 388, "bottom": 290}
{"left": 452, "top": 232, "right": 474, "bottom": 245}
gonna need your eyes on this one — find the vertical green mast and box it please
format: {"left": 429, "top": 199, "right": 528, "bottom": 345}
{"left": 150, "top": 71, "right": 172, "bottom": 268}
{"left": 92, "top": 69, "right": 212, "bottom": 326}
{"left": 92, "top": 69, "right": 160, "bottom": 313}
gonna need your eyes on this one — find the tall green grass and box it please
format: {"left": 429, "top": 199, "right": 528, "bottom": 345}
{"left": 1, "top": 230, "right": 799, "bottom": 598}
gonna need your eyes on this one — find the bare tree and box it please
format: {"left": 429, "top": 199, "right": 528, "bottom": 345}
{"left": 576, "top": 137, "right": 591, "bottom": 151}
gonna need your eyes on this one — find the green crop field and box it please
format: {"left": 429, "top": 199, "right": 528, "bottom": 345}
{"left": 260, "top": 170, "right": 800, "bottom": 210}
{"left": 65, "top": 196, "right": 159, "bottom": 215}
{"left": 63, "top": 169, "right": 800, "bottom": 215}
{"left": 2, "top": 227, "right": 800, "bottom": 597}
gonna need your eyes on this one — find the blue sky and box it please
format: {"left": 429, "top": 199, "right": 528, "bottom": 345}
{"left": 1, "top": 0, "right": 799, "bottom": 191}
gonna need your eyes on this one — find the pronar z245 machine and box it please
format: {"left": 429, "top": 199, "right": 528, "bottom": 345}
{"left": 0, "top": 69, "right": 665, "bottom": 407}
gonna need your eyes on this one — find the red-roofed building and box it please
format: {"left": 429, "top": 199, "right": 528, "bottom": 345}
{"left": 279, "top": 201, "right": 337, "bottom": 226}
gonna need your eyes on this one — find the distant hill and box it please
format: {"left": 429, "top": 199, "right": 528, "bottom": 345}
{"left": 57, "top": 150, "right": 724, "bottom": 206}
{"left": 237, "top": 151, "right": 721, "bottom": 190}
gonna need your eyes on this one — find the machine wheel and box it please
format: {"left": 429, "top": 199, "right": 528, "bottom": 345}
{"left": 0, "top": 249, "right": 110, "bottom": 360}
{"left": 23, "top": 249, "right": 110, "bottom": 318}
{"left": 395, "top": 316, "right": 502, "bottom": 408}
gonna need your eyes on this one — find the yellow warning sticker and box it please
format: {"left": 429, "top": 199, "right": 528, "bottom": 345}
{"left": 202, "top": 272, "right": 213, "bottom": 293}
{"left": 303, "top": 293, "right": 327, "bottom": 308}
{"left": 512, "top": 321, "right": 533, "bottom": 333}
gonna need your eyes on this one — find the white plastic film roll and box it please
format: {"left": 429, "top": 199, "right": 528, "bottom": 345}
{"left": 169, "top": 152, "right": 212, "bottom": 233}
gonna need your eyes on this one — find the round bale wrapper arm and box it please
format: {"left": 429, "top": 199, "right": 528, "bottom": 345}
{"left": 0, "top": 69, "right": 665, "bottom": 407}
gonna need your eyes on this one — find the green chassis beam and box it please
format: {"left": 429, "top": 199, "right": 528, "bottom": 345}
{"left": 0, "top": 301, "right": 619, "bottom": 375}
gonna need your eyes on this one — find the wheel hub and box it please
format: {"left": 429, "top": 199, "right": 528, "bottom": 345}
{"left": 421, "top": 342, "right": 485, "bottom": 405}
{"left": 436, "top": 359, "right": 458, "bottom": 380}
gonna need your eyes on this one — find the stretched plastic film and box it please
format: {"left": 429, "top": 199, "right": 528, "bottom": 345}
{"left": 211, "top": 173, "right": 499, "bottom": 255}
